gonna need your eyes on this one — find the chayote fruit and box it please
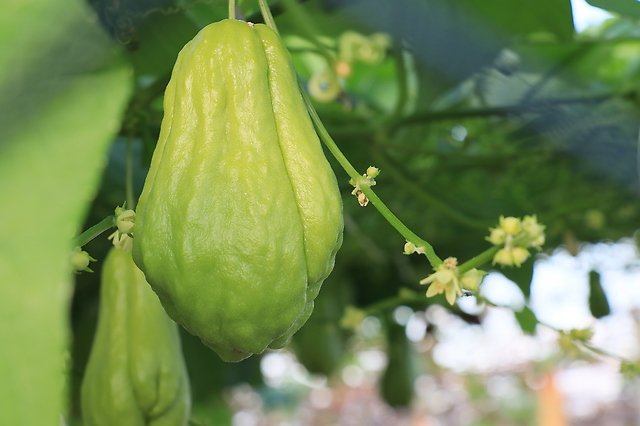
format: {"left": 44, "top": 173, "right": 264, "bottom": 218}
{"left": 81, "top": 248, "right": 191, "bottom": 426}
{"left": 133, "top": 19, "right": 343, "bottom": 362}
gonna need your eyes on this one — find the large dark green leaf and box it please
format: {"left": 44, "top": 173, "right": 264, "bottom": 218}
{"left": 461, "top": 0, "right": 574, "bottom": 42}
{"left": 317, "top": 0, "right": 573, "bottom": 103}
{"left": 587, "top": 0, "right": 640, "bottom": 19}
{"left": 0, "top": 1, "right": 132, "bottom": 424}
{"left": 126, "top": 11, "right": 200, "bottom": 77}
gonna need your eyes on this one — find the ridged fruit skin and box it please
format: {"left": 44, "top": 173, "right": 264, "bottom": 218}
{"left": 132, "top": 19, "right": 343, "bottom": 362}
{"left": 81, "top": 248, "right": 191, "bottom": 426}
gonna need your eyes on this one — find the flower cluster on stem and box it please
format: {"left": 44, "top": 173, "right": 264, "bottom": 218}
{"left": 109, "top": 204, "right": 136, "bottom": 252}
{"left": 350, "top": 166, "right": 379, "bottom": 206}
{"left": 488, "top": 215, "right": 545, "bottom": 267}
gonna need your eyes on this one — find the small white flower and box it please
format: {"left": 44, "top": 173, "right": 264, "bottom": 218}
{"left": 420, "top": 259, "right": 462, "bottom": 305}
{"left": 116, "top": 209, "right": 136, "bottom": 234}
{"left": 109, "top": 231, "right": 133, "bottom": 253}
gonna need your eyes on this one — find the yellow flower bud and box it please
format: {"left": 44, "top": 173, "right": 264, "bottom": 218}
{"left": 493, "top": 248, "right": 514, "bottom": 266}
{"left": 71, "top": 248, "right": 91, "bottom": 272}
{"left": 403, "top": 241, "right": 416, "bottom": 255}
{"left": 366, "top": 166, "right": 380, "bottom": 178}
{"left": 488, "top": 228, "right": 506, "bottom": 245}
{"left": 500, "top": 216, "right": 522, "bottom": 236}
{"left": 511, "top": 247, "right": 530, "bottom": 267}
{"left": 461, "top": 268, "right": 486, "bottom": 291}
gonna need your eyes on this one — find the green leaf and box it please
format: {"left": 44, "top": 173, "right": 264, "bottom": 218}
{"left": 586, "top": 0, "right": 640, "bottom": 19}
{"left": 461, "top": 0, "right": 575, "bottom": 42}
{"left": 0, "top": 1, "right": 132, "bottom": 424}
{"left": 588, "top": 270, "right": 611, "bottom": 318}
{"left": 126, "top": 11, "right": 200, "bottom": 77}
{"left": 514, "top": 306, "right": 539, "bottom": 334}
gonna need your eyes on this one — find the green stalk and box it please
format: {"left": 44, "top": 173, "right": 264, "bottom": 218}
{"left": 228, "top": 0, "right": 236, "bottom": 20}
{"left": 258, "top": 0, "right": 279, "bottom": 34}
{"left": 458, "top": 245, "right": 500, "bottom": 275}
{"left": 390, "top": 47, "right": 408, "bottom": 121}
{"left": 363, "top": 293, "right": 426, "bottom": 315}
{"left": 72, "top": 216, "right": 116, "bottom": 248}
{"left": 580, "top": 341, "right": 626, "bottom": 363}
{"left": 125, "top": 137, "right": 135, "bottom": 210}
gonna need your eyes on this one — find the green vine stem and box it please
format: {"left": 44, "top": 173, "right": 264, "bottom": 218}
{"left": 388, "top": 92, "right": 615, "bottom": 135}
{"left": 299, "top": 86, "right": 442, "bottom": 267}
{"left": 72, "top": 216, "right": 116, "bottom": 248}
{"left": 580, "top": 340, "right": 627, "bottom": 363}
{"left": 362, "top": 292, "right": 425, "bottom": 316}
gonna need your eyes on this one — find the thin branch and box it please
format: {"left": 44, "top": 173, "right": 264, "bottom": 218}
{"left": 73, "top": 216, "right": 116, "bottom": 248}
{"left": 519, "top": 43, "right": 593, "bottom": 105}
{"left": 389, "top": 92, "right": 616, "bottom": 134}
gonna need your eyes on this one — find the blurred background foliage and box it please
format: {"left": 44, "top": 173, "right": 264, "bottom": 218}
{"left": 5, "top": 0, "right": 640, "bottom": 424}
{"left": 75, "top": 0, "right": 640, "bottom": 422}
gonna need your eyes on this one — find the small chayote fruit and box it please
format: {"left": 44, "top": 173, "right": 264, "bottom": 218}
{"left": 81, "top": 248, "right": 191, "bottom": 426}
{"left": 380, "top": 321, "right": 416, "bottom": 407}
{"left": 133, "top": 19, "right": 344, "bottom": 362}
{"left": 293, "top": 277, "right": 349, "bottom": 376}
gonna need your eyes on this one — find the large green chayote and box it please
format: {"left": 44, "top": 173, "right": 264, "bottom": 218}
{"left": 81, "top": 248, "right": 191, "bottom": 425}
{"left": 132, "top": 19, "right": 344, "bottom": 362}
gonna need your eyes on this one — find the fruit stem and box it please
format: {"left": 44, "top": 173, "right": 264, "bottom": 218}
{"left": 125, "top": 136, "right": 136, "bottom": 210}
{"left": 258, "top": 0, "right": 279, "bottom": 34}
{"left": 228, "top": 0, "right": 236, "bottom": 20}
